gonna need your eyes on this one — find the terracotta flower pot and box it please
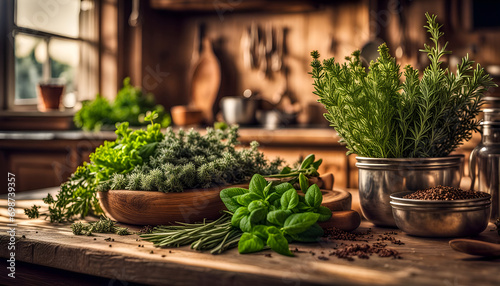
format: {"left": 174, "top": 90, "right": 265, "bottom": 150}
{"left": 37, "top": 83, "right": 65, "bottom": 111}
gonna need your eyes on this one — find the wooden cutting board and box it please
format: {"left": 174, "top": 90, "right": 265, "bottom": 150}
{"left": 190, "top": 37, "right": 221, "bottom": 124}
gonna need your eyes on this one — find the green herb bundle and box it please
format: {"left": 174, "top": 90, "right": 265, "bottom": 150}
{"left": 74, "top": 77, "right": 171, "bottom": 131}
{"left": 311, "top": 13, "right": 496, "bottom": 158}
{"left": 221, "top": 174, "right": 332, "bottom": 256}
{"left": 141, "top": 172, "right": 332, "bottom": 257}
{"left": 25, "top": 112, "right": 165, "bottom": 222}
{"left": 25, "top": 114, "right": 284, "bottom": 222}
{"left": 104, "top": 125, "right": 283, "bottom": 192}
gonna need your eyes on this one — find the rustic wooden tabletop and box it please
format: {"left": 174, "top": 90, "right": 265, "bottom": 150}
{"left": 1, "top": 187, "right": 499, "bottom": 286}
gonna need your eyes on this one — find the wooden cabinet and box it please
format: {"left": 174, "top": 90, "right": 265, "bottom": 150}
{"left": 0, "top": 137, "right": 106, "bottom": 193}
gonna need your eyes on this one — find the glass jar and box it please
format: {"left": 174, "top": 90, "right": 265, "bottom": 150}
{"left": 469, "top": 109, "right": 500, "bottom": 221}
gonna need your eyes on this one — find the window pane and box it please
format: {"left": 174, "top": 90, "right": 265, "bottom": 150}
{"left": 15, "top": 34, "right": 45, "bottom": 100}
{"left": 16, "top": 0, "right": 80, "bottom": 38}
{"left": 49, "top": 39, "right": 79, "bottom": 94}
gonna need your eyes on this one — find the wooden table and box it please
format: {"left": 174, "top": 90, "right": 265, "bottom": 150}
{"left": 1, "top": 188, "right": 499, "bottom": 286}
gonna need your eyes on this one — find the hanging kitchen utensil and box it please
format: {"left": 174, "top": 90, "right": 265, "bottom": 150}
{"left": 190, "top": 23, "right": 221, "bottom": 124}
{"left": 271, "top": 26, "right": 283, "bottom": 72}
{"left": 241, "top": 27, "right": 252, "bottom": 70}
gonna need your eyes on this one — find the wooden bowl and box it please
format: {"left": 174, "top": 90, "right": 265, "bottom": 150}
{"left": 98, "top": 186, "right": 351, "bottom": 226}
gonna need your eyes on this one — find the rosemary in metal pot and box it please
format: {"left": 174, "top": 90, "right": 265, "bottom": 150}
{"left": 310, "top": 13, "right": 496, "bottom": 158}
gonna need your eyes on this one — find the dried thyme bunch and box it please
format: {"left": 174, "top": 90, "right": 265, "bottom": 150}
{"left": 311, "top": 13, "right": 496, "bottom": 158}
{"left": 104, "top": 126, "right": 283, "bottom": 192}
{"left": 71, "top": 216, "right": 130, "bottom": 236}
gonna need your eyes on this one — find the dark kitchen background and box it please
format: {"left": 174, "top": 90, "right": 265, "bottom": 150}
{"left": 1, "top": 0, "right": 499, "bottom": 193}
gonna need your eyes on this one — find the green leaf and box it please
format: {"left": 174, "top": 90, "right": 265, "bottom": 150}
{"left": 249, "top": 174, "right": 267, "bottom": 198}
{"left": 280, "top": 189, "right": 299, "bottom": 210}
{"left": 266, "top": 226, "right": 293, "bottom": 256}
{"left": 263, "top": 182, "right": 273, "bottom": 197}
{"left": 238, "top": 233, "right": 265, "bottom": 254}
{"left": 311, "top": 159, "right": 323, "bottom": 170}
{"left": 265, "top": 192, "right": 280, "bottom": 203}
{"left": 236, "top": 193, "right": 262, "bottom": 206}
{"left": 300, "top": 154, "right": 315, "bottom": 170}
{"left": 288, "top": 223, "right": 324, "bottom": 242}
{"left": 231, "top": 207, "right": 250, "bottom": 228}
{"left": 282, "top": 213, "right": 320, "bottom": 234}
{"left": 274, "top": 183, "right": 294, "bottom": 196}
{"left": 305, "top": 184, "right": 322, "bottom": 208}
{"left": 317, "top": 206, "right": 332, "bottom": 222}
{"left": 299, "top": 173, "right": 309, "bottom": 193}
{"left": 249, "top": 207, "right": 268, "bottom": 224}
{"left": 239, "top": 216, "right": 253, "bottom": 232}
{"left": 138, "top": 142, "right": 158, "bottom": 160}
{"left": 296, "top": 202, "right": 313, "bottom": 212}
{"left": 251, "top": 225, "right": 269, "bottom": 241}
{"left": 280, "top": 166, "right": 292, "bottom": 174}
{"left": 220, "top": 187, "right": 248, "bottom": 212}
{"left": 267, "top": 210, "right": 292, "bottom": 227}
{"left": 248, "top": 200, "right": 268, "bottom": 212}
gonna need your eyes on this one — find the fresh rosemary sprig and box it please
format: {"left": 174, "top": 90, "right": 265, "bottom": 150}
{"left": 140, "top": 212, "right": 242, "bottom": 254}
{"left": 311, "top": 13, "right": 496, "bottom": 158}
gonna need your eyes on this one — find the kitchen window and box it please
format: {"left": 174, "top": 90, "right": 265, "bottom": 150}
{"left": 1, "top": 0, "right": 99, "bottom": 111}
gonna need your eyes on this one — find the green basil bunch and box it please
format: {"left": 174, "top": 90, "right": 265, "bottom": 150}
{"left": 220, "top": 174, "right": 332, "bottom": 256}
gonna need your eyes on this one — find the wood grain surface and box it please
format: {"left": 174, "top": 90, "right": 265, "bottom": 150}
{"left": 2, "top": 188, "right": 500, "bottom": 286}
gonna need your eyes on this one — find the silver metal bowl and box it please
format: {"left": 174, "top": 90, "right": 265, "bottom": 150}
{"left": 220, "top": 97, "right": 257, "bottom": 125}
{"left": 390, "top": 191, "right": 491, "bottom": 237}
{"left": 356, "top": 155, "right": 464, "bottom": 227}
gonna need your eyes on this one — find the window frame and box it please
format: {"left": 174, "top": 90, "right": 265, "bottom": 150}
{"left": 1, "top": 0, "right": 99, "bottom": 112}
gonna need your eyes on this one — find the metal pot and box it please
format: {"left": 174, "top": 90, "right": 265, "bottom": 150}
{"left": 220, "top": 97, "right": 257, "bottom": 125}
{"left": 355, "top": 155, "right": 464, "bottom": 227}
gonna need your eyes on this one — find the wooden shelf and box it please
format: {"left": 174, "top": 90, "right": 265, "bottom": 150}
{"left": 150, "top": 0, "right": 322, "bottom": 12}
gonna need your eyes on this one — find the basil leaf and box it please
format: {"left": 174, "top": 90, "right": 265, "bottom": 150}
{"left": 251, "top": 225, "right": 269, "bottom": 241}
{"left": 231, "top": 207, "right": 250, "bottom": 228}
{"left": 236, "top": 193, "right": 262, "bottom": 206}
{"left": 267, "top": 209, "right": 292, "bottom": 226}
{"left": 266, "top": 226, "right": 293, "bottom": 256}
{"left": 249, "top": 207, "right": 268, "bottom": 224}
{"left": 249, "top": 174, "right": 267, "bottom": 198}
{"left": 239, "top": 216, "right": 253, "bottom": 232}
{"left": 288, "top": 223, "right": 324, "bottom": 242}
{"left": 282, "top": 213, "right": 320, "bottom": 234}
{"left": 299, "top": 173, "right": 309, "bottom": 193}
{"left": 273, "top": 182, "right": 294, "bottom": 196}
{"left": 248, "top": 200, "right": 268, "bottom": 212}
{"left": 263, "top": 182, "right": 273, "bottom": 197}
{"left": 265, "top": 192, "right": 280, "bottom": 203}
{"left": 238, "top": 233, "right": 265, "bottom": 254}
{"left": 300, "top": 154, "right": 315, "bottom": 170}
{"left": 220, "top": 187, "right": 248, "bottom": 212}
{"left": 296, "top": 202, "right": 313, "bottom": 212}
{"left": 138, "top": 142, "right": 159, "bottom": 160}
{"left": 305, "top": 184, "right": 322, "bottom": 208}
{"left": 281, "top": 189, "right": 299, "bottom": 210}
{"left": 311, "top": 158, "right": 323, "bottom": 170}
{"left": 317, "top": 206, "right": 333, "bottom": 222}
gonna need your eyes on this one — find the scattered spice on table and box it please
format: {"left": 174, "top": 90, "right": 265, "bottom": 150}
{"left": 403, "top": 186, "right": 489, "bottom": 200}
{"left": 323, "top": 227, "right": 403, "bottom": 260}
{"left": 139, "top": 225, "right": 154, "bottom": 234}
{"left": 331, "top": 243, "right": 402, "bottom": 260}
